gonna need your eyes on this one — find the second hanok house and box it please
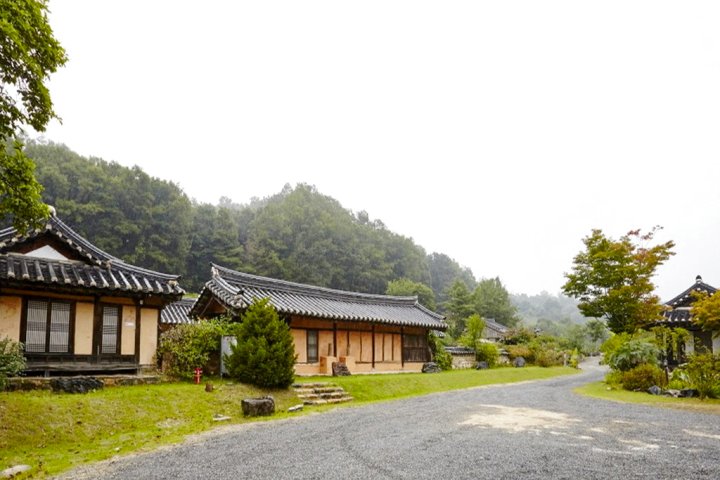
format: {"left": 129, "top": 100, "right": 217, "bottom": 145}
{"left": 0, "top": 212, "right": 184, "bottom": 375}
{"left": 658, "top": 275, "right": 720, "bottom": 364}
{"left": 189, "top": 264, "right": 448, "bottom": 375}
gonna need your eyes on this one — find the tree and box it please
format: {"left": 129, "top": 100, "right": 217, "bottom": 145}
{"left": 459, "top": 314, "right": 486, "bottom": 350}
{"left": 224, "top": 298, "right": 296, "bottom": 388}
{"left": 562, "top": 228, "right": 675, "bottom": 334}
{"left": 444, "top": 280, "right": 475, "bottom": 338}
{"left": 585, "top": 318, "right": 609, "bottom": 344}
{"left": 691, "top": 291, "right": 720, "bottom": 334}
{"left": 474, "top": 277, "right": 519, "bottom": 327}
{"left": 0, "top": 0, "right": 67, "bottom": 231}
{"left": 427, "top": 252, "right": 476, "bottom": 309}
{"left": 386, "top": 278, "right": 437, "bottom": 311}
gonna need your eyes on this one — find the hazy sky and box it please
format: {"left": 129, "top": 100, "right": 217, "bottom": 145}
{"left": 38, "top": 1, "right": 720, "bottom": 300}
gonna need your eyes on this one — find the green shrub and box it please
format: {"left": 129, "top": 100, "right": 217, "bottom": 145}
{"left": 605, "top": 369, "right": 624, "bottom": 389}
{"left": 568, "top": 348, "right": 581, "bottom": 369}
{"left": 225, "top": 298, "right": 296, "bottom": 388}
{"left": 533, "top": 348, "right": 564, "bottom": 367}
{"left": 428, "top": 333, "right": 452, "bottom": 371}
{"left": 606, "top": 337, "right": 660, "bottom": 372}
{"left": 685, "top": 353, "right": 720, "bottom": 400}
{"left": 621, "top": 363, "right": 666, "bottom": 391}
{"left": 505, "top": 344, "right": 533, "bottom": 362}
{"left": 502, "top": 327, "right": 535, "bottom": 345}
{"left": 599, "top": 332, "right": 632, "bottom": 364}
{"left": 0, "top": 337, "right": 26, "bottom": 389}
{"left": 667, "top": 379, "right": 686, "bottom": 390}
{"left": 157, "top": 318, "right": 237, "bottom": 379}
{"left": 475, "top": 342, "right": 499, "bottom": 367}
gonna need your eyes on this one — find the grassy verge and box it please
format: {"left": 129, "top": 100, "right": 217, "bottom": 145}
{"left": 303, "top": 365, "right": 578, "bottom": 404}
{"left": 0, "top": 381, "right": 300, "bottom": 478}
{"left": 0, "top": 366, "right": 577, "bottom": 478}
{"left": 575, "top": 382, "right": 720, "bottom": 415}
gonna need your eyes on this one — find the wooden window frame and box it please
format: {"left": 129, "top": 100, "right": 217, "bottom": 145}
{"left": 20, "top": 297, "right": 76, "bottom": 355}
{"left": 306, "top": 329, "right": 319, "bottom": 364}
{"left": 402, "top": 333, "right": 430, "bottom": 363}
{"left": 98, "top": 303, "right": 123, "bottom": 356}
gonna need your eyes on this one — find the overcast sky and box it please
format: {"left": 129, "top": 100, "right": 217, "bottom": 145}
{"left": 39, "top": 1, "right": 720, "bottom": 300}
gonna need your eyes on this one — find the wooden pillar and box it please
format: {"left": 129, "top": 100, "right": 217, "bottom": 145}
{"left": 371, "top": 324, "right": 376, "bottom": 369}
{"left": 333, "top": 322, "right": 337, "bottom": 357}
{"left": 92, "top": 296, "right": 101, "bottom": 362}
{"left": 400, "top": 327, "right": 405, "bottom": 367}
{"left": 134, "top": 299, "right": 142, "bottom": 365}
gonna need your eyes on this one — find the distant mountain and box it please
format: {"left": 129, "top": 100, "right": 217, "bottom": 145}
{"left": 25, "top": 140, "right": 476, "bottom": 306}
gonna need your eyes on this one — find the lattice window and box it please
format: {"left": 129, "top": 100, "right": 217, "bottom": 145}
{"left": 102, "top": 306, "right": 120, "bottom": 354}
{"left": 403, "top": 334, "right": 429, "bottom": 363}
{"left": 24, "top": 300, "right": 71, "bottom": 353}
{"left": 25, "top": 300, "right": 49, "bottom": 353}
{"left": 307, "top": 330, "right": 318, "bottom": 363}
{"left": 49, "top": 302, "right": 71, "bottom": 353}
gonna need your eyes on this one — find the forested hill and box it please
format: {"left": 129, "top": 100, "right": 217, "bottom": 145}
{"left": 23, "top": 141, "right": 476, "bottom": 302}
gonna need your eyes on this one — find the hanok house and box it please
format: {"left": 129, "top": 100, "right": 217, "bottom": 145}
{"left": 0, "top": 212, "right": 184, "bottom": 375}
{"left": 659, "top": 275, "right": 720, "bottom": 362}
{"left": 189, "top": 264, "right": 447, "bottom": 375}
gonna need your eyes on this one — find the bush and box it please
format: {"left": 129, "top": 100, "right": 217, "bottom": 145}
{"left": 568, "top": 348, "right": 581, "bottom": 369}
{"left": 600, "top": 332, "right": 631, "bottom": 358}
{"left": 606, "top": 337, "right": 660, "bottom": 372}
{"left": 428, "top": 333, "right": 452, "bottom": 370}
{"left": 685, "top": 353, "right": 720, "bottom": 400}
{"left": 0, "top": 337, "right": 26, "bottom": 389}
{"left": 225, "top": 298, "right": 296, "bottom": 388}
{"left": 605, "top": 369, "right": 624, "bottom": 389}
{"left": 502, "top": 327, "right": 535, "bottom": 345}
{"left": 475, "top": 342, "right": 499, "bottom": 367}
{"left": 620, "top": 363, "right": 666, "bottom": 391}
{"left": 533, "top": 348, "right": 564, "bottom": 367}
{"left": 505, "top": 344, "right": 533, "bottom": 363}
{"left": 157, "top": 318, "right": 237, "bottom": 379}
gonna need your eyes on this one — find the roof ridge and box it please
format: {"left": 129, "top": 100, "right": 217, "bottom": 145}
{"left": 665, "top": 277, "right": 717, "bottom": 307}
{"left": 211, "top": 263, "right": 419, "bottom": 306}
{"left": 1, "top": 216, "right": 181, "bottom": 281}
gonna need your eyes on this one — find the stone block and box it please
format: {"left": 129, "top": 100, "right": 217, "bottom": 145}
{"left": 242, "top": 396, "right": 275, "bottom": 416}
{"left": 422, "top": 362, "right": 441, "bottom": 373}
{"left": 50, "top": 377, "right": 104, "bottom": 394}
{"left": 332, "top": 362, "right": 351, "bottom": 376}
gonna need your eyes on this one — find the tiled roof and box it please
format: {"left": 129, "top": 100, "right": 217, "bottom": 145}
{"left": 0, "top": 215, "right": 183, "bottom": 298}
{"left": 444, "top": 346, "right": 475, "bottom": 355}
{"left": 484, "top": 318, "right": 509, "bottom": 334}
{"left": 658, "top": 275, "right": 716, "bottom": 326}
{"left": 161, "top": 298, "right": 197, "bottom": 324}
{"left": 664, "top": 275, "right": 716, "bottom": 308}
{"left": 191, "top": 264, "right": 447, "bottom": 330}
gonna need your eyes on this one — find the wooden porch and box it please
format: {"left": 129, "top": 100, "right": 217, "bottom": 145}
{"left": 23, "top": 354, "right": 141, "bottom": 376}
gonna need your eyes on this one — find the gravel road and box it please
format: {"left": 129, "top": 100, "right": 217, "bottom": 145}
{"left": 58, "top": 360, "right": 720, "bottom": 479}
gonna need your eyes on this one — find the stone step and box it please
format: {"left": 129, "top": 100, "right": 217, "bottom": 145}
{"left": 293, "top": 383, "right": 352, "bottom": 406}
{"left": 294, "top": 387, "right": 345, "bottom": 395}
{"left": 302, "top": 396, "right": 354, "bottom": 406}
{"left": 296, "top": 391, "right": 347, "bottom": 400}
{"left": 292, "top": 382, "right": 332, "bottom": 389}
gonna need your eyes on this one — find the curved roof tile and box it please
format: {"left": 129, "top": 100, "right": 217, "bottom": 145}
{"left": 190, "top": 264, "right": 447, "bottom": 330}
{"left": 0, "top": 216, "right": 184, "bottom": 298}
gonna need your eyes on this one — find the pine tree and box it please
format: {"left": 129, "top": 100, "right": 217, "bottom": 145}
{"left": 225, "top": 298, "right": 296, "bottom": 388}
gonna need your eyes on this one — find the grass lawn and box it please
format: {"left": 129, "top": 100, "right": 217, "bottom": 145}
{"left": 0, "top": 366, "right": 577, "bottom": 478}
{"left": 0, "top": 381, "right": 300, "bottom": 478}
{"left": 575, "top": 382, "right": 720, "bottom": 415}
{"left": 303, "top": 365, "right": 578, "bottom": 404}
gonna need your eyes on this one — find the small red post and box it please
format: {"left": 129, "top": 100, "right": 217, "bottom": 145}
{"left": 194, "top": 367, "right": 203, "bottom": 385}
